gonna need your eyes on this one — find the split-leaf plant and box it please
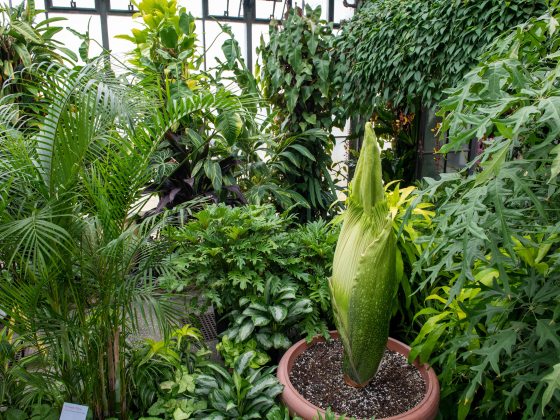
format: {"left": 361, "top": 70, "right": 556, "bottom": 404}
{"left": 410, "top": 11, "right": 560, "bottom": 419}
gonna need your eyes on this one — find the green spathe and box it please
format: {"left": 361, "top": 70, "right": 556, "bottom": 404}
{"left": 330, "top": 122, "right": 397, "bottom": 386}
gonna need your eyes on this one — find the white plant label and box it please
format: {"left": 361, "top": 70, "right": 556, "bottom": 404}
{"left": 60, "top": 402, "right": 88, "bottom": 420}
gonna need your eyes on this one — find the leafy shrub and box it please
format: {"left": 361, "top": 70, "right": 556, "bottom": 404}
{"left": 163, "top": 204, "right": 338, "bottom": 343}
{"left": 335, "top": 0, "right": 547, "bottom": 115}
{"left": 128, "top": 325, "right": 210, "bottom": 415}
{"left": 162, "top": 204, "right": 291, "bottom": 309}
{"left": 410, "top": 11, "right": 560, "bottom": 419}
{"left": 0, "top": 58, "right": 203, "bottom": 418}
{"left": 385, "top": 182, "right": 434, "bottom": 342}
{"left": 259, "top": 5, "right": 344, "bottom": 220}
{"left": 133, "top": 328, "right": 281, "bottom": 419}
{"left": 0, "top": 0, "right": 73, "bottom": 94}
{"left": 119, "top": 0, "right": 258, "bottom": 212}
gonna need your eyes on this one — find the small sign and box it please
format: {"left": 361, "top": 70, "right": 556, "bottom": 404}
{"left": 60, "top": 403, "right": 88, "bottom": 420}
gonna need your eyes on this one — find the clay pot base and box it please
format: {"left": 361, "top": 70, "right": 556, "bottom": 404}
{"left": 289, "top": 339, "right": 425, "bottom": 419}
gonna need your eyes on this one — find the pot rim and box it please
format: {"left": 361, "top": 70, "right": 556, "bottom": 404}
{"left": 277, "top": 331, "right": 440, "bottom": 420}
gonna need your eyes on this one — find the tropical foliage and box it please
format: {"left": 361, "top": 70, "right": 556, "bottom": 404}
{"left": 0, "top": 58, "right": 209, "bottom": 418}
{"left": 330, "top": 123, "right": 397, "bottom": 386}
{"left": 3, "top": 0, "right": 559, "bottom": 418}
{"left": 336, "top": 0, "right": 547, "bottom": 115}
{"left": 259, "top": 5, "right": 344, "bottom": 220}
{"left": 410, "top": 11, "right": 560, "bottom": 419}
{"left": 119, "top": 0, "right": 257, "bottom": 212}
{"left": 0, "top": 0, "right": 73, "bottom": 88}
{"left": 162, "top": 204, "right": 337, "bottom": 342}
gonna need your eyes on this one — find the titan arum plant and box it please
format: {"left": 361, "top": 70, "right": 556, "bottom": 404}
{"left": 330, "top": 122, "right": 397, "bottom": 387}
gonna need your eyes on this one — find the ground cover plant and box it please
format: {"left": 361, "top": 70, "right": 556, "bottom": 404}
{"left": 409, "top": 10, "right": 560, "bottom": 419}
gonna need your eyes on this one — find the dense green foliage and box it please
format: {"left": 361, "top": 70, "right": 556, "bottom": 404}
{"left": 130, "top": 325, "right": 209, "bottom": 417}
{"left": 215, "top": 336, "right": 270, "bottom": 370}
{"left": 131, "top": 325, "right": 282, "bottom": 420}
{"left": 0, "top": 0, "right": 72, "bottom": 89}
{"left": 4, "top": 0, "right": 560, "bottom": 418}
{"left": 119, "top": 0, "right": 257, "bottom": 211}
{"left": 336, "top": 0, "right": 547, "bottom": 115}
{"left": 163, "top": 204, "right": 338, "bottom": 342}
{"left": 224, "top": 277, "right": 313, "bottom": 351}
{"left": 384, "top": 182, "right": 434, "bottom": 342}
{"left": 0, "top": 58, "right": 207, "bottom": 418}
{"left": 259, "top": 5, "right": 343, "bottom": 220}
{"left": 194, "top": 352, "right": 283, "bottom": 419}
{"left": 0, "top": 0, "right": 74, "bottom": 119}
{"left": 410, "top": 11, "right": 560, "bottom": 419}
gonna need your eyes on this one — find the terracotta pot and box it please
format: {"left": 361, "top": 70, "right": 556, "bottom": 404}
{"left": 277, "top": 331, "right": 439, "bottom": 420}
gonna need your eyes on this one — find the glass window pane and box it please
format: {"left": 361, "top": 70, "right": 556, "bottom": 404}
{"left": 446, "top": 151, "right": 469, "bottom": 173}
{"left": 51, "top": 0, "right": 96, "bottom": 8}
{"left": 422, "top": 153, "right": 443, "bottom": 178}
{"left": 333, "top": 0, "right": 354, "bottom": 24}
{"left": 178, "top": 0, "right": 202, "bottom": 18}
{"left": 50, "top": 13, "right": 103, "bottom": 62}
{"left": 110, "top": 0, "right": 137, "bottom": 12}
{"left": 107, "top": 15, "right": 140, "bottom": 58}
{"left": 255, "top": 0, "right": 286, "bottom": 21}
{"left": 208, "top": 0, "right": 244, "bottom": 18}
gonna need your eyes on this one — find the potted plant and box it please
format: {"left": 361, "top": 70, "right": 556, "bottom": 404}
{"left": 277, "top": 123, "right": 439, "bottom": 419}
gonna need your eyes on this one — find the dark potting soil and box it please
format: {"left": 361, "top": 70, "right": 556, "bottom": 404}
{"left": 289, "top": 339, "right": 425, "bottom": 419}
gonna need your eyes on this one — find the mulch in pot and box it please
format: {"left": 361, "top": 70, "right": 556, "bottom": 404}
{"left": 289, "top": 338, "right": 425, "bottom": 419}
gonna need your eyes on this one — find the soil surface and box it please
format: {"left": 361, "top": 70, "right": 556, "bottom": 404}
{"left": 289, "top": 339, "right": 425, "bottom": 419}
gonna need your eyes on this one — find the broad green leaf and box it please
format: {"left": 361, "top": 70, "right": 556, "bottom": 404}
{"left": 237, "top": 320, "right": 255, "bottom": 341}
{"left": 252, "top": 315, "right": 270, "bottom": 326}
{"left": 271, "top": 332, "right": 291, "bottom": 349}
{"left": 179, "top": 12, "right": 195, "bottom": 35}
{"left": 234, "top": 351, "right": 255, "bottom": 375}
{"left": 269, "top": 305, "right": 288, "bottom": 322}
{"left": 160, "top": 25, "right": 178, "bottom": 49}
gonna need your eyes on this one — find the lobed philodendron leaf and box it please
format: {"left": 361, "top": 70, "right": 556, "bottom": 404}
{"left": 329, "top": 122, "right": 397, "bottom": 386}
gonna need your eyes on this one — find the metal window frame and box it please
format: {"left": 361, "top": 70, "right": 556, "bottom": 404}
{"left": 43, "top": 0, "right": 349, "bottom": 70}
{"left": 415, "top": 106, "right": 479, "bottom": 178}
